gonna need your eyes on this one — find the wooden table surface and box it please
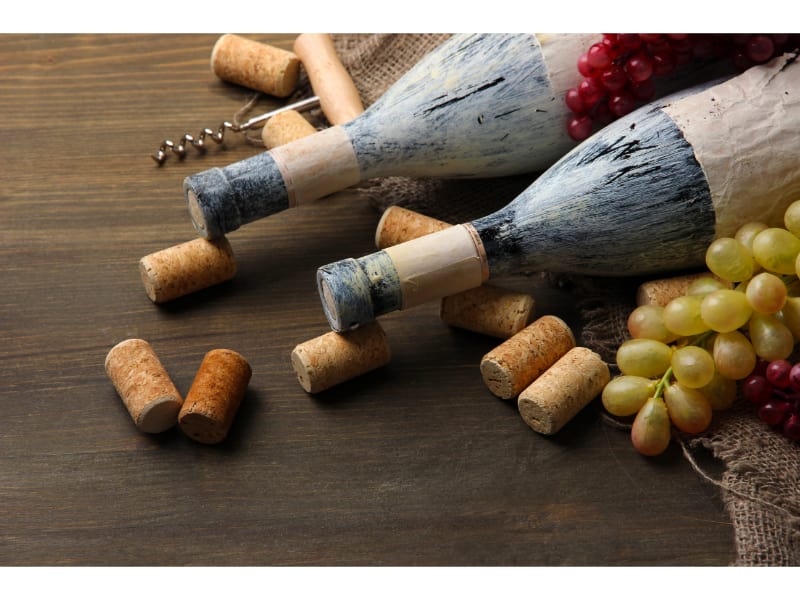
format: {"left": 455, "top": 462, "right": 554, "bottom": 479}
{"left": 0, "top": 34, "right": 735, "bottom": 566}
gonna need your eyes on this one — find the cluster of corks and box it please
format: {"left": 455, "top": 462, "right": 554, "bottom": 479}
{"left": 115, "top": 34, "right": 608, "bottom": 442}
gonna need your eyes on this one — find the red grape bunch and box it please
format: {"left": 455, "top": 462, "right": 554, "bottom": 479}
{"left": 566, "top": 33, "right": 799, "bottom": 141}
{"left": 743, "top": 359, "right": 800, "bottom": 442}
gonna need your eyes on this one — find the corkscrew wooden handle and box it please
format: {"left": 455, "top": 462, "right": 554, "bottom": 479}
{"left": 293, "top": 34, "right": 364, "bottom": 125}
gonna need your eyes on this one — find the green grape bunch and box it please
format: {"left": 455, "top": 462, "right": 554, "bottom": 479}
{"left": 603, "top": 199, "right": 800, "bottom": 456}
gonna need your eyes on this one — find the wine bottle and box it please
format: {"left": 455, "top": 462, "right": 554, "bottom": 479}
{"left": 316, "top": 54, "right": 800, "bottom": 332}
{"left": 183, "top": 33, "right": 729, "bottom": 239}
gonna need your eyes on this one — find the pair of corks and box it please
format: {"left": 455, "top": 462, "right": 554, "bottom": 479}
{"left": 105, "top": 339, "right": 251, "bottom": 444}
{"left": 480, "top": 315, "right": 610, "bottom": 435}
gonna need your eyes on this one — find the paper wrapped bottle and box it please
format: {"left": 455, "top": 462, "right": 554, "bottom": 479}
{"left": 316, "top": 54, "right": 800, "bottom": 332}
{"left": 183, "top": 33, "right": 729, "bottom": 239}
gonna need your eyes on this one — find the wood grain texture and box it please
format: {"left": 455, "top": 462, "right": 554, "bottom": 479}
{"left": 0, "top": 34, "right": 734, "bottom": 566}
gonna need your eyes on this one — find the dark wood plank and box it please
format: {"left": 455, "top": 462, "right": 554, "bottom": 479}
{"left": 0, "top": 34, "right": 735, "bottom": 566}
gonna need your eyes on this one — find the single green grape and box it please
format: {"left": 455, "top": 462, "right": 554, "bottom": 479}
{"left": 705, "top": 237, "right": 754, "bottom": 282}
{"left": 663, "top": 294, "right": 708, "bottom": 337}
{"left": 783, "top": 199, "right": 800, "bottom": 238}
{"left": 735, "top": 221, "right": 769, "bottom": 255}
{"left": 615, "top": 338, "right": 673, "bottom": 378}
{"left": 749, "top": 312, "right": 795, "bottom": 360}
{"left": 745, "top": 271, "right": 787, "bottom": 314}
{"left": 686, "top": 276, "right": 728, "bottom": 296}
{"left": 699, "top": 371, "right": 737, "bottom": 411}
{"left": 631, "top": 396, "right": 672, "bottom": 456}
{"left": 626, "top": 304, "right": 678, "bottom": 343}
{"left": 663, "top": 383, "right": 713, "bottom": 434}
{"left": 601, "top": 376, "right": 656, "bottom": 417}
{"left": 670, "top": 345, "right": 715, "bottom": 389}
{"left": 699, "top": 289, "right": 752, "bottom": 333}
{"left": 752, "top": 227, "right": 800, "bottom": 275}
{"left": 712, "top": 330, "right": 757, "bottom": 380}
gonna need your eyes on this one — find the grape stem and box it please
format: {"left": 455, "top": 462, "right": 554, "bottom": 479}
{"left": 654, "top": 366, "right": 674, "bottom": 399}
{"left": 689, "top": 330, "right": 714, "bottom": 349}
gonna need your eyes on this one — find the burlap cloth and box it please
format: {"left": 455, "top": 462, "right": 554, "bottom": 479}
{"left": 283, "top": 34, "right": 799, "bottom": 566}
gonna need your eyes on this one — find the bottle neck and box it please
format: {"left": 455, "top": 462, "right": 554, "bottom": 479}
{"left": 317, "top": 224, "right": 490, "bottom": 332}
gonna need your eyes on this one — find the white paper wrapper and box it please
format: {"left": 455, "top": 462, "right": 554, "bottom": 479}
{"left": 663, "top": 54, "right": 800, "bottom": 237}
{"left": 384, "top": 224, "right": 487, "bottom": 309}
{"left": 271, "top": 125, "right": 361, "bottom": 206}
{"left": 538, "top": 33, "right": 600, "bottom": 95}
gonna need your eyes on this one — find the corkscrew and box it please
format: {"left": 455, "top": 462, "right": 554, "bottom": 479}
{"left": 151, "top": 95, "right": 321, "bottom": 165}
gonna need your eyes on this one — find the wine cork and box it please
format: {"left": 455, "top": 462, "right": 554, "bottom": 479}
{"left": 261, "top": 109, "right": 317, "bottom": 149}
{"left": 211, "top": 34, "right": 300, "bottom": 97}
{"left": 480, "top": 315, "right": 575, "bottom": 400}
{"left": 139, "top": 237, "right": 236, "bottom": 304}
{"left": 518, "top": 346, "right": 610, "bottom": 435}
{"left": 375, "top": 206, "right": 451, "bottom": 249}
{"left": 636, "top": 271, "right": 728, "bottom": 306}
{"left": 179, "top": 349, "right": 252, "bottom": 445}
{"left": 440, "top": 284, "right": 534, "bottom": 339}
{"left": 291, "top": 322, "right": 391, "bottom": 393}
{"left": 293, "top": 33, "right": 364, "bottom": 125}
{"left": 104, "top": 339, "right": 183, "bottom": 434}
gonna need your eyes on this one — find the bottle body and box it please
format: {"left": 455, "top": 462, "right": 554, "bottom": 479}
{"left": 346, "top": 33, "right": 591, "bottom": 179}
{"left": 474, "top": 107, "right": 715, "bottom": 277}
{"left": 183, "top": 33, "right": 596, "bottom": 239}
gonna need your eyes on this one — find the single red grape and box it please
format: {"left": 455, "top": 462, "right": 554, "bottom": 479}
{"left": 759, "top": 401, "right": 791, "bottom": 426}
{"left": 577, "top": 53, "right": 598, "bottom": 77}
{"left": 766, "top": 359, "right": 792, "bottom": 389}
{"left": 625, "top": 53, "right": 653, "bottom": 83}
{"left": 746, "top": 35, "right": 775, "bottom": 62}
{"left": 587, "top": 43, "right": 613, "bottom": 69}
{"left": 567, "top": 115, "right": 593, "bottom": 141}
{"left": 783, "top": 414, "right": 800, "bottom": 441}
{"left": 599, "top": 65, "right": 628, "bottom": 92}
{"left": 578, "top": 76, "right": 605, "bottom": 105}
{"left": 743, "top": 375, "right": 773, "bottom": 405}
{"left": 609, "top": 91, "right": 636, "bottom": 117}
{"left": 788, "top": 363, "right": 800, "bottom": 391}
{"left": 565, "top": 88, "right": 586, "bottom": 114}
{"left": 651, "top": 51, "right": 676, "bottom": 76}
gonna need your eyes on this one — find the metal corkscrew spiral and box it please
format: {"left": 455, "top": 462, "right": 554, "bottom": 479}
{"left": 152, "top": 95, "right": 321, "bottom": 165}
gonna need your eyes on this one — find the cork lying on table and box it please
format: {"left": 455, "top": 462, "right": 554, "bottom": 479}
{"left": 441, "top": 284, "right": 534, "bottom": 339}
{"left": 179, "top": 349, "right": 252, "bottom": 445}
{"left": 480, "top": 315, "right": 575, "bottom": 400}
{"left": 104, "top": 339, "right": 183, "bottom": 434}
{"left": 291, "top": 321, "right": 391, "bottom": 394}
{"left": 518, "top": 346, "right": 610, "bottom": 435}
{"left": 139, "top": 237, "right": 236, "bottom": 303}
{"left": 261, "top": 109, "right": 317, "bottom": 149}
{"left": 636, "top": 271, "right": 730, "bottom": 306}
{"left": 211, "top": 34, "right": 300, "bottom": 98}
{"left": 374, "top": 206, "right": 451, "bottom": 249}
